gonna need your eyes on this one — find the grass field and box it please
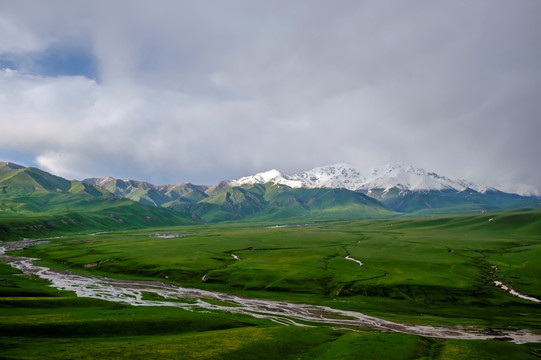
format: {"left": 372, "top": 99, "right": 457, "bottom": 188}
{"left": 2, "top": 209, "right": 541, "bottom": 358}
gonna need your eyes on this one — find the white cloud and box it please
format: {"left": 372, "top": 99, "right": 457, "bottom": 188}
{"left": 0, "top": 1, "right": 540, "bottom": 193}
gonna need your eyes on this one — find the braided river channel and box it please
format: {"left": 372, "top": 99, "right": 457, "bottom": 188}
{"left": 1, "top": 239, "right": 540, "bottom": 344}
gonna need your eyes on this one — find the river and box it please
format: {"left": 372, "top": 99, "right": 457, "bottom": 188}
{"left": 1, "top": 239, "right": 540, "bottom": 344}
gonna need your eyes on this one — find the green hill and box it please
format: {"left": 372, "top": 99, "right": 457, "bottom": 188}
{"left": 364, "top": 187, "right": 540, "bottom": 215}
{"left": 84, "top": 174, "right": 397, "bottom": 223}
{"left": 83, "top": 177, "right": 209, "bottom": 207}
{"left": 179, "top": 183, "right": 396, "bottom": 222}
{"left": 6, "top": 162, "right": 539, "bottom": 228}
{"left": 0, "top": 162, "right": 195, "bottom": 240}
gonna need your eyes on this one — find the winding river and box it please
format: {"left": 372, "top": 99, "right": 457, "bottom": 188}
{"left": 1, "top": 239, "right": 540, "bottom": 344}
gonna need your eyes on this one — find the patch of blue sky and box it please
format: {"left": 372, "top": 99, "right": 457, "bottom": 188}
{"left": 0, "top": 45, "right": 99, "bottom": 81}
{"left": 0, "top": 149, "right": 38, "bottom": 168}
{"left": 0, "top": 58, "right": 17, "bottom": 70}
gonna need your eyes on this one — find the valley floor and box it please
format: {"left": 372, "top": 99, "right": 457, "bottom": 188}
{"left": 1, "top": 210, "right": 541, "bottom": 359}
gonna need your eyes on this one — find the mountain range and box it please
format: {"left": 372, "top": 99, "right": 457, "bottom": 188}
{"left": 1, "top": 161, "right": 539, "bottom": 238}
{"left": 85, "top": 163, "right": 539, "bottom": 220}
{"left": 227, "top": 164, "right": 476, "bottom": 192}
{"left": 0, "top": 161, "right": 194, "bottom": 240}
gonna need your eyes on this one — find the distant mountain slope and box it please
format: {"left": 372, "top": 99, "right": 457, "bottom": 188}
{"left": 174, "top": 183, "right": 396, "bottom": 222}
{"left": 83, "top": 177, "right": 209, "bottom": 207}
{"left": 227, "top": 163, "right": 475, "bottom": 192}
{"left": 228, "top": 169, "right": 306, "bottom": 189}
{"left": 83, "top": 162, "right": 540, "bottom": 219}
{"left": 0, "top": 162, "right": 194, "bottom": 240}
{"left": 223, "top": 163, "right": 539, "bottom": 214}
{"left": 4, "top": 161, "right": 534, "bottom": 227}
{"left": 86, "top": 173, "right": 397, "bottom": 222}
{"left": 1, "top": 161, "right": 79, "bottom": 195}
{"left": 364, "top": 187, "right": 539, "bottom": 214}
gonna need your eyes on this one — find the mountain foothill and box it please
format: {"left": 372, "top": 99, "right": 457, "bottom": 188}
{"left": 1, "top": 161, "right": 539, "bottom": 239}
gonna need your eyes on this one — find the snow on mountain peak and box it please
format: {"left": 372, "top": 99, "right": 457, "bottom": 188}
{"left": 251, "top": 169, "right": 282, "bottom": 182}
{"left": 290, "top": 163, "right": 365, "bottom": 190}
{"left": 229, "top": 169, "right": 305, "bottom": 188}
{"left": 358, "top": 164, "right": 474, "bottom": 192}
{"left": 228, "top": 163, "right": 479, "bottom": 192}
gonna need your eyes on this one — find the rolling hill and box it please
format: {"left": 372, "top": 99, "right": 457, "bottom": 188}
{"left": 173, "top": 183, "right": 395, "bottom": 222}
{"left": 83, "top": 177, "right": 209, "bottom": 207}
{"left": 0, "top": 162, "right": 194, "bottom": 240}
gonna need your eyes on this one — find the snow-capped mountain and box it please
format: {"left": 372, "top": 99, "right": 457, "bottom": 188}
{"left": 291, "top": 163, "right": 366, "bottom": 190}
{"left": 78, "top": 162, "right": 539, "bottom": 218}
{"left": 228, "top": 164, "right": 478, "bottom": 192}
{"left": 354, "top": 164, "right": 475, "bottom": 192}
{"left": 229, "top": 169, "right": 305, "bottom": 188}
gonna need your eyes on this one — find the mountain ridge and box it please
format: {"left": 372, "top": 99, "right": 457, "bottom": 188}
{"left": 0, "top": 162, "right": 195, "bottom": 239}
{"left": 228, "top": 163, "right": 478, "bottom": 193}
{"left": 82, "top": 162, "right": 533, "bottom": 196}
{"left": 83, "top": 177, "right": 209, "bottom": 207}
{"left": 79, "top": 162, "right": 540, "bottom": 221}
{"left": 2, "top": 161, "right": 539, "bottom": 226}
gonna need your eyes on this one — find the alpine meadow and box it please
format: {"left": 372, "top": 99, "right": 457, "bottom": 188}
{"left": 1, "top": 161, "right": 541, "bottom": 359}
{"left": 1, "top": 1, "right": 541, "bottom": 359}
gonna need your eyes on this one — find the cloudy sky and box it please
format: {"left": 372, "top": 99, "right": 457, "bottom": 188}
{"left": 1, "top": 1, "right": 540, "bottom": 194}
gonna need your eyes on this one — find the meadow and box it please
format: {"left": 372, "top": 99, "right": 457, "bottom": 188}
{"left": 1, "top": 209, "right": 541, "bottom": 359}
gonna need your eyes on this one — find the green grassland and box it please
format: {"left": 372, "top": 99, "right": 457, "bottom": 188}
{"left": 2, "top": 209, "right": 541, "bottom": 358}
{"left": 1, "top": 262, "right": 540, "bottom": 360}
{"left": 0, "top": 198, "right": 194, "bottom": 241}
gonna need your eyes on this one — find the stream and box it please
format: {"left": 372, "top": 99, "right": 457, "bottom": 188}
{"left": 494, "top": 281, "right": 541, "bottom": 303}
{"left": 345, "top": 255, "right": 363, "bottom": 267}
{"left": 1, "top": 239, "right": 540, "bottom": 344}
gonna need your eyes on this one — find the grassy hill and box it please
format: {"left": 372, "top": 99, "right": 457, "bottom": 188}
{"left": 365, "top": 187, "right": 540, "bottom": 214}
{"left": 83, "top": 172, "right": 541, "bottom": 222}
{"left": 172, "top": 183, "right": 396, "bottom": 222}
{"left": 0, "top": 162, "right": 194, "bottom": 240}
{"left": 83, "top": 177, "right": 209, "bottom": 207}
{"left": 4, "top": 162, "right": 539, "bottom": 230}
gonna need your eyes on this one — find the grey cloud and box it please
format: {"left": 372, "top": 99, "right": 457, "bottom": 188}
{"left": 0, "top": 1, "right": 540, "bottom": 193}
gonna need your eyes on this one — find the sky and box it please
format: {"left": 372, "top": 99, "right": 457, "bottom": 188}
{"left": 0, "top": 1, "right": 540, "bottom": 194}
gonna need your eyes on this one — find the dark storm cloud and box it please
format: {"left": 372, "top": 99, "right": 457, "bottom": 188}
{"left": 0, "top": 0, "right": 540, "bottom": 193}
